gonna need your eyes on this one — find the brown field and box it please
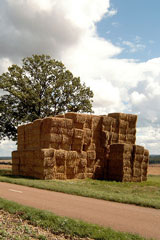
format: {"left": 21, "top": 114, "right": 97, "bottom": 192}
{"left": 148, "top": 164, "right": 160, "bottom": 175}
{"left": 0, "top": 160, "right": 12, "bottom": 170}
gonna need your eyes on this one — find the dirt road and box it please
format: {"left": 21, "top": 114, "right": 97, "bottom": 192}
{"left": 0, "top": 182, "right": 160, "bottom": 239}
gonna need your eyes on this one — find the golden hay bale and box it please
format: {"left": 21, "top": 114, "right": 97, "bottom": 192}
{"left": 76, "top": 173, "right": 86, "bottom": 179}
{"left": 102, "top": 116, "right": 113, "bottom": 126}
{"left": 84, "top": 128, "right": 92, "bottom": 143}
{"left": 108, "top": 112, "right": 128, "bottom": 121}
{"left": 122, "top": 175, "right": 132, "bottom": 182}
{"left": 55, "top": 149, "right": 67, "bottom": 165}
{"left": 101, "top": 131, "right": 110, "bottom": 146}
{"left": 56, "top": 165, "right": 66, "bottom": 173}
{"left": 127, "top": 128, "right": 136, "bottom": 135}
{"left": 119, "top": 128, "right": 127, "bottom": 135}
{"left": 133, "top": 167, "right": 141, "bottom": 177}
{"left": 65, "top": 112, "right": 85, "bottom": 129}
{"left": 126, "top": 134, "right": 136, "bottom": 144}
{"left": 65, "top": 112, "right": 86, "bottom": 123}
{"left": 55, "top": 173, "right": 66, "bottom": 180}
{"left": 84, "top": 114, "right": 93, "bottom": 129}
{"left": 43, "top": 133, "right": 63, "bottom": 144}
{"left": 78, "top": 151, "right": 87, "bottom": 159}
{"left": 133, "top": 154, "right": 144, "bottom": 163}
{"left": 54, "top": 114, "right": 65, "bottom": 118}
{"left": 110, "top": 143, "right": 133, "bottom": 154}
{"left": 92, "top": 116, "right": 102, "bottom": 130}
{"left": 133, "top": 145, "right": 144, "bottom": 154}
{"left": 66, "top": 167, "right": 76, "bottom": 175}
{"left": 66, "top": 151, "right": 77, "bottom": 167}
{"left": 41, "top": 148, "right": 55, "bottom": 158}
{"left": 141, "top": 162, "right": 148, "bottom": 170}
{"left": 118, "top": 134, "right": 126, "bottom": 141}
{"left": 132, "top": 176, "right": 141, "bottom": 182}
{"left": 86, "top": 173, "right": 94, "bottom": 179}
{"left": 71, "top": 144, "right": 83, "bottom": 152}
{"left": 83, "top": 143, "right": 95, "bottom": 152}
{"left": 44, "top": 157, "right": 56, "bottom": 168}
{"left": 122, "top": 167, "right": 132, "bottom": 175}
{"left": 73, "top": 128, "right": 84, "bottom": 139}
{"left": 118, "top": 119, "right": 128, "bottom": 129}
{"left": 78, "top": 158, "right": 87, "bottom": 168}
{"left": 61, "top": 135, "right": 72, "bottom": 144}
{"left": 144, "top": 149, "right": 149, "bottom": 156}
{"left": 86, "top": 167, "right": 94, "bottom": 174}
{"left": 111, "top": 132, "right": 119, "bottom": 142}
{"left": 87, "top": 150, "right": 96, "bottom": 160}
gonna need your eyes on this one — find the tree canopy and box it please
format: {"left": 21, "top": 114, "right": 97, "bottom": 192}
{"left": 0, "top": 54, "right": 93, "bottom": 141}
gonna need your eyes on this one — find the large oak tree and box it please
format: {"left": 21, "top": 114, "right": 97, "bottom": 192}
{"left": 0, "top": 54, "right": 93, "bottom": 141}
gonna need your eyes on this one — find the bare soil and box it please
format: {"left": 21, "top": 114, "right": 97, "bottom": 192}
{"left": 148, "top": 164, "right": 160, "bottom": 175}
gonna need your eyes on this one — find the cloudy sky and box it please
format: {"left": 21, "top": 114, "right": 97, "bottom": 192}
{"left": 0, "top": 0, "right": 160, "bottom": 156}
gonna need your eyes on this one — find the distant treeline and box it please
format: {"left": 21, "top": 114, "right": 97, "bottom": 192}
{"left": 149, "top": 155, "right": 160, "bottom": 164}
{"left": 0, "top": 157, "right": 11, "bottom": 160}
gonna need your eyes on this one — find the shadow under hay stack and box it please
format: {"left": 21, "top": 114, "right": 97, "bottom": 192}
{"left": 12, "top": 112, "right": 149, "bottom": 182}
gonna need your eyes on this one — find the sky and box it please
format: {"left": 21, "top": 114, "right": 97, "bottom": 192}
{"left": 0, "top": 0, "right": 160, "bottom": 156}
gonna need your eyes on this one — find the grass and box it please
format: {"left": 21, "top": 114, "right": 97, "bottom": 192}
{"left": 0, "top": 197, "right": 153, "bottom": 240}
{"left": 0, "top": 169, "right": 160, "bottom": 209}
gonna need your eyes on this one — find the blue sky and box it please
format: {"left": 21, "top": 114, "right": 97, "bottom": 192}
{"left": 0, "top": 0, "right": 160, "bottom": 156}
{"left": 97, "top": 0, "right": 160, "bottom": 61}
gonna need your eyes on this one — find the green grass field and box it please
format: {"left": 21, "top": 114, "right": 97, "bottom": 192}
{"left": 0, "top": 169, "right": 160, "bottom": 209}
{"left": 0, "top": 197, "right": 153, "bottom": 240}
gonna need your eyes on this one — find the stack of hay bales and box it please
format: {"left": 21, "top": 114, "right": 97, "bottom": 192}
{"left": 12, "top": 111, "right": 149, "bottom": 182}
{"left": 141, "top": 149, "right": 149, "bottom": 181}
{"left": 108, "top": 144, "right": 133, "bottom": 182}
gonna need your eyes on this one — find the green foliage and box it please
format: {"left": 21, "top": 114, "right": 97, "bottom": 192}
{"left": 149, "top": 155, "right": 160, "bottom": 164}
{"left": 0, "top": 54, "right": 93, "bottom": 141}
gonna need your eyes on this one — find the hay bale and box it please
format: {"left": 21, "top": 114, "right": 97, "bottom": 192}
{"left": 54, "top": 114, "right": 65, "bottom": 118}
{"left": 84, "top": 114, "right": 93, "bottom": 129}
{"left": 133, "top": 145, "right": 144, "bottom": 154}
{"left": 110, "top": 143, "right": 133, "bottom": 153}
{"left": 66, "top": 151, "right": 77, "bottom": 167}
{"left": 55, "top": 150, "right": 67, "bottom": 166}
{"left": 65, "top": 112, "right": 85, "bottom": 129}
{"left": 86, "top": 173, "right": 94, "bottom": 179}
{"left": 55, "top": 173, "right": 66, "bottom": 180}
{"left": 76, "top": 173, "right": 86, "bottom": 179}
{"left": 128, "top": 114, "right": 138, "bottom": 128}
{"left": 12, "top": 151, "right": 20, "bottom": 165}
{"left": 74, "top": 128, "right": 84, "bottom": 139}
{"left": 127, "top": 128, "right": 136, "bottom": 135}
{"left": 92, "top": 116, "right": 102, "bottom": 131}
{"left": 126, "top": 134, "right": 136, "bottom": 144}
{"left": 84, "top": 128, "right": 92, "bottom": 145}
{"left": 108, "top": 112, "right": 128, "bottom": 121}
{"left": 101, "top": 131, "right": 110, "bottom": 147}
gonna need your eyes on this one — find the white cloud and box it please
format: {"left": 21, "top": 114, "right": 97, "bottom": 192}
{"left": 122, "top": 40, "right": 146, "bottom": 53}
{"left": 107, "top": 8, "right": 117, "bottom": 17}
{"left": 0, "top": 0, "right": 160, "bottom": 155}
{"left": 0, "top": 140, "right": 16, "bottom": 157}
